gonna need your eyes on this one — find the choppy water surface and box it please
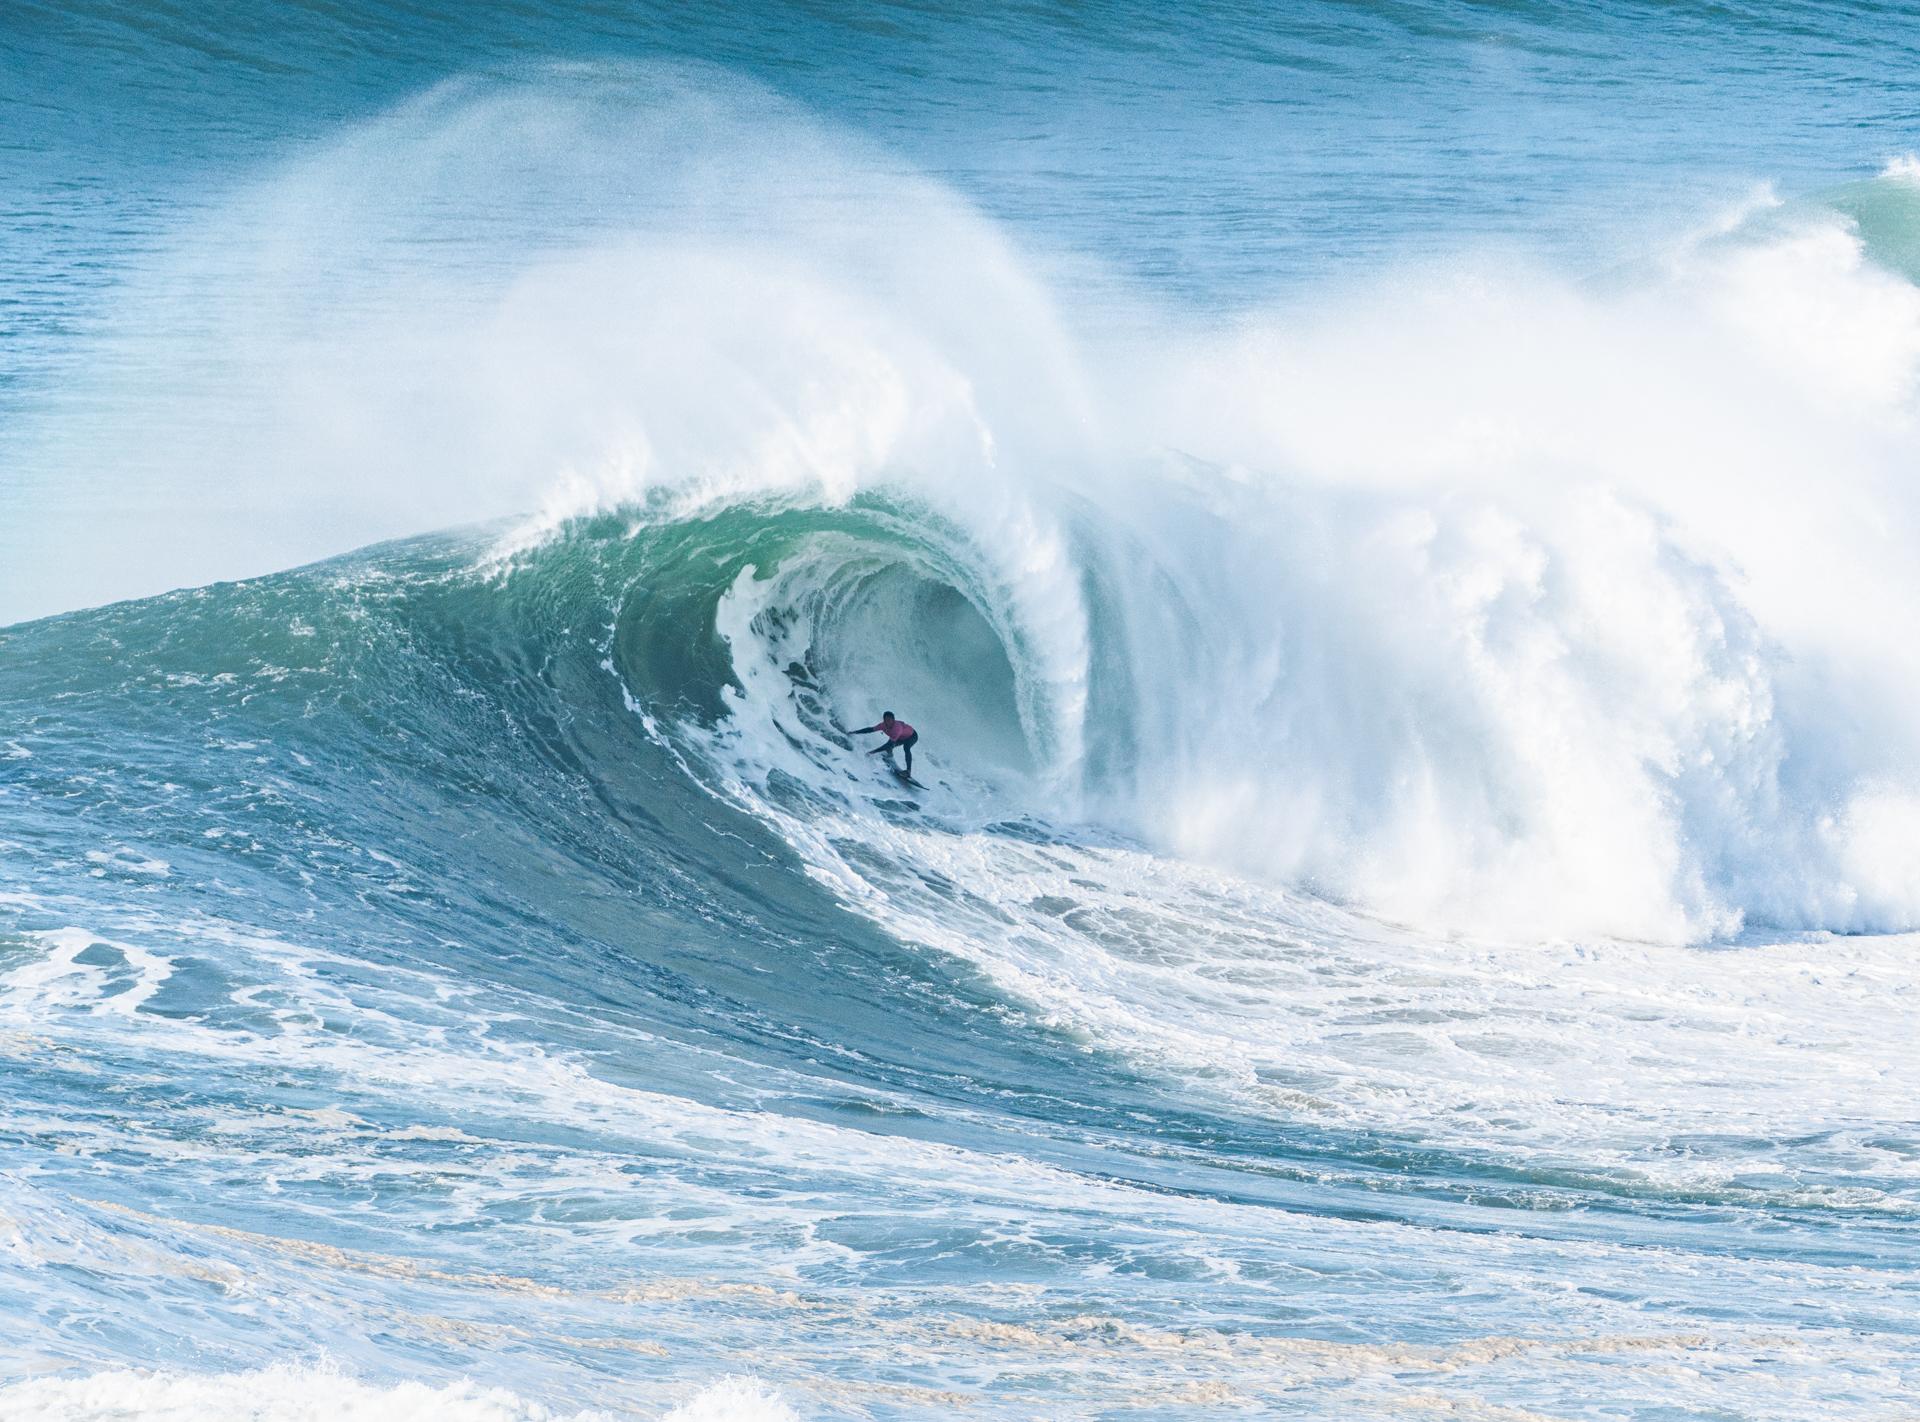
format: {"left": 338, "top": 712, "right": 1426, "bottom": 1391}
{"left": 3, "top": 3, "right": 1919, "bottom": 1418}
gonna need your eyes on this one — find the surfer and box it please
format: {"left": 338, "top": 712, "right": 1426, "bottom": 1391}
{"left": 843, "top": 712, "right": 918, "bottom": 778}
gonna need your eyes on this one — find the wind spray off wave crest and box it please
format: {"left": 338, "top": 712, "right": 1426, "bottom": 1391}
{"left": 1106, "top": 192, "right": 1920, "bottom": 940}
{"left": 27, "top": 65, "right": 1920, "bottom": 942}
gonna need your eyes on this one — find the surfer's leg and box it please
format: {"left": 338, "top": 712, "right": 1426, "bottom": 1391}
{"left": 903, "top": 733, "right": 916, "bottom": 776}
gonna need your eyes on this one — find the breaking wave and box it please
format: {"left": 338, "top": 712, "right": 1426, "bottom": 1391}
{"left": 19, "top": 67, "right": 1920, "bottom": 944}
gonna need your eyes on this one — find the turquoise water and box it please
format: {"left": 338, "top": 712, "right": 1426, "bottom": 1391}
{"left": 3, "top": 4, "right": 1919, "bottom": 1418}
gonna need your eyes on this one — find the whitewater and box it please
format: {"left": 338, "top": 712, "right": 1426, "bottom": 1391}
{"left": 3, "top": 4, "right": 1919, "bottom": 1419}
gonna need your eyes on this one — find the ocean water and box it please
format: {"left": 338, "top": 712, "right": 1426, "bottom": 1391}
{"left": 3, "top": 3, "right": 1919, "bottom": 1418}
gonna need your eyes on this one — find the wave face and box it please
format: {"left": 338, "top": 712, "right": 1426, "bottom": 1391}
{"left": 6, "top": 7, "right": 1920, "bottom": 1420}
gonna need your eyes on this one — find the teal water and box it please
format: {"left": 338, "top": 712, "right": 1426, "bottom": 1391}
{"left": 3, "top": 4, "right": 1919, "bottom": 1419}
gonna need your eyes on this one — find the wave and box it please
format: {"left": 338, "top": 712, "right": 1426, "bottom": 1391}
{"left": 22, "top": 493, "right": 1916, "bottom": 1197}
{"left": 16, "top": 65, "right": 1920, "bottom": 943}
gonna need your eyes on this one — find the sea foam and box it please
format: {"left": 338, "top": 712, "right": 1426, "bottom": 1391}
{"left": 0, "top": 1366, "right": 797, "bottom": 1422}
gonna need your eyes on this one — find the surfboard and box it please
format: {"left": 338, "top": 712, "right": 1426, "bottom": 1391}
{"left": 890, "top": 768, "right": 923, "bottom": 789}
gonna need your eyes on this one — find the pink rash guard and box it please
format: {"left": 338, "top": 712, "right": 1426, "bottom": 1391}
{"left": 883, "top": 720, "right": 916, "bottom": 743}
